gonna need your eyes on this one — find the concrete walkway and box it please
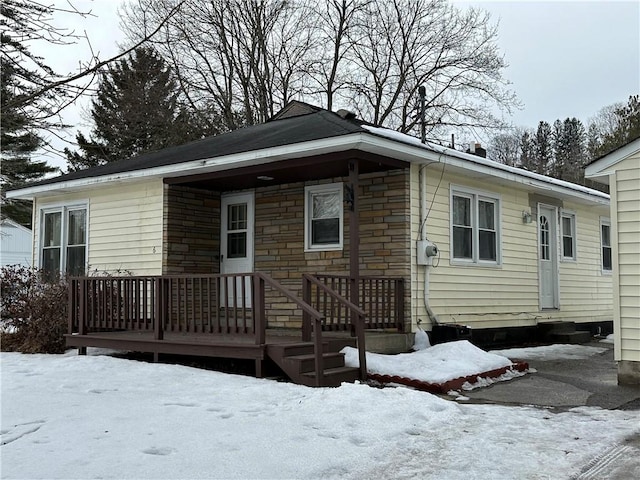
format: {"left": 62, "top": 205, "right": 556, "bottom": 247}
{"left": 462, "top": 341, "right": 640, "bottom": 410}
{"left": 461, "top": 341, "right": 640, "bottom": 479}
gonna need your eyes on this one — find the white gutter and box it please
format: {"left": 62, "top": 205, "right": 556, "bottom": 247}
{"left": 10, "top": 127, "right": 611, "bottom": 207}
{"left": 7, "top": 134, "right": 368, "bottom": 200}
{"left": 361, "top": 126, "right": 610, "bottom": 206}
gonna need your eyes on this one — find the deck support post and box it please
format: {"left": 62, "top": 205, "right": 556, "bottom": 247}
{"left": 153, "top": 352, "right": 159, "bottom": 363}
{"left": 253, "top": 274, "right": 266, "bottom": 346}
{"left": 302, "top": 275, "right": 312, "bottom": 341}
{"left": 348, "top": 159, "right": 360, "bottom": 333}
{"left": 154, "top": 278, "right": 164, "bottom": 341}
{"left": 255, "top": 359, "right": 263, "bottom": 378}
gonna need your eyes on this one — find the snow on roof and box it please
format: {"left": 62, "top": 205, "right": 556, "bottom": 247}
{"left": 362, "top": 125, "right": 610, "bottom": 201}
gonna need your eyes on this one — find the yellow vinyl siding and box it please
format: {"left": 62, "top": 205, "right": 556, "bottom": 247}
{"left": 410, "top": 162, "right": 612, "bottom": 330}
{"left": 35, "top": 180, "right": 164, "bottom": 275}
{"left": 614, "top": 155, "right": 640, "bottom": 364}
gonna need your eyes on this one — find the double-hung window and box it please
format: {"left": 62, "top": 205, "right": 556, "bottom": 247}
{"left": 600, "top": 218, "right": 612, "bottom": 273}
{"left": 41, "top": 205, "right": 88, "bottom": 275}
{"left": 304, "top": 183, "right": 343, "bottom": 251}
{"left": 560, "top": 211, "right": 576, "bottom": 261}
{"left": 451, "top": 187, "right": 500, "bottom": 265}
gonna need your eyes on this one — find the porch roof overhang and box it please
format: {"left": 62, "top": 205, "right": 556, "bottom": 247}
{"left": 7, "top": 133, "right": 409, "bottom": 200}
{"left": 163, "top": 148, "right": 407, "bottom": 191}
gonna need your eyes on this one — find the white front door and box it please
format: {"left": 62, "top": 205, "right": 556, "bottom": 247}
{"left": 538, "top": 205, "right": 559, "bottom": 309}
{"left": 220, "top": 192, "right": 254, "bottom": 307}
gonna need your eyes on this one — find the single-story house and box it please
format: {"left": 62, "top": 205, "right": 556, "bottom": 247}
{"left": 0, "top": 218, "right": 32, "bottom": 267}
{"left": 585, "top": 138, "right": 640, "bottom": 385}
{"left": 7, "top": 102, "right": 612, "bottom": 383}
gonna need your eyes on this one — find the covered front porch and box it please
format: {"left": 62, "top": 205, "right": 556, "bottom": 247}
{"left": 68, "top": 148, "right": 414, "bottom": 386}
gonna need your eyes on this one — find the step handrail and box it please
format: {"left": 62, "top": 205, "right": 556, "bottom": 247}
{"left": 302, "top": 274, "right": 367, "bottom": 381}
{"left": 255, "top": 273, "right": 328, "bottom": 386}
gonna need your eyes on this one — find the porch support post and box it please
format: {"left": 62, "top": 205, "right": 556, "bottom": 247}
{"left": 348, "top": 159, "right": 360, "bottom": 329}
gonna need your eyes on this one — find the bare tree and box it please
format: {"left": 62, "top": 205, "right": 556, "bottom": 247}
{"left": 121, "top": 0, "right": 517, "bottom": 137}
{"left": 488, "top": 130, "right": 522, "bottom": 166}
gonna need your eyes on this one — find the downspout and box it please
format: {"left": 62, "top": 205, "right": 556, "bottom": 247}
{"left": 420, "top": 163, "right": 439, "bottom": 326}
{"left": 417, "top": 85, "right": 439, "bottom": 327}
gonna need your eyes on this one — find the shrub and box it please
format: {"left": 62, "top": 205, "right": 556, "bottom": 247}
{"left": 0, "top": 265, "right": 68, "bottom": 354}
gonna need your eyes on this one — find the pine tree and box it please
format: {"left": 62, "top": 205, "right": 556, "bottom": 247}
{"left": 0, "top": 55, "right": 56, "bottom": 227}
{"left": 552, "top": 118, "right": 587, "bottom": 184}
{"left": 533, "top": 121, "right": 553, "bottom": 175}
{"left": 519, "top": 131, "right": 536, "bottom": 172}
{"left": 65, "top": 47, "right": 209, "bottom": 171}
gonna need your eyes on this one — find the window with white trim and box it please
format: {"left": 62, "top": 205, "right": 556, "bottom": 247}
{"left": 600, "top": 218, "right": 612, "bottom": 272}
{"left": 451, "top": 187, "right": 500, "bottom": 265}
{"left": 41, "top": 205, "right": 87, "bottom": 275}
{"left": 304, "top": 183, "right": 343, "bottom": 251}
{"left": 560, "top": 211, "right": 576, "bottom": 261}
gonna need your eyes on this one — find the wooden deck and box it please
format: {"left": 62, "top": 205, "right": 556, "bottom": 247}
{"left": 67, "top": 273, "right": 376, "bottom": 386}
{"left": 65, "top": 329, "right": 355, "bottom": 360}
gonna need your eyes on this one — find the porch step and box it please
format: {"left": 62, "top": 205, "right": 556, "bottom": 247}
{"left": 283, "top": 352, "right": 346, "bottom": 374}
{"left": 266, "top": 340, "right": 361, "bottom": 387}
{"left": 301, "top": 366, "right": 360, "bottom": 387}
{"left": 268, "top": 342, "right": 329, "bottom": 357}
{"left": 537, "top": 321, "right": 591, "bottom": 344}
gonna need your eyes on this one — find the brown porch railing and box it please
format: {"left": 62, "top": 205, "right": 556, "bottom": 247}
{"left": 68, "top": 273, "right": 366, "bottom": 385}
{"left": 69, "top": 274, "right": 260, "bottom": 339}
{"left": 305, "top": 274, "right": 405, "bottom": 332}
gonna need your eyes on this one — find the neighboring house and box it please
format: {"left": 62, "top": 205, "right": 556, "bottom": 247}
{"left": 585, "top": 138, "right": 640, "bottom": 385}
{"left": 8, "top": 102, "right": 612, "bottom": 347}
{"left": 0, "top": 218, "right": 32, "bottom": 267}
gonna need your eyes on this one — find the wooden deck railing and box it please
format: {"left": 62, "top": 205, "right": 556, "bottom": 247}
{"left": 304, "top": 274, "right": 405, "bottom": 332}
{"left": 69, "top": 274, "right": 260, "bottom": 339}
{"left": 68, "top": 273, "right": 367, "bottom": 385}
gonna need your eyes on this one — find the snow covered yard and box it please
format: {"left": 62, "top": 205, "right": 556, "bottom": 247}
{"left": 2, "top": 347, "right": 639, "bottom": 479}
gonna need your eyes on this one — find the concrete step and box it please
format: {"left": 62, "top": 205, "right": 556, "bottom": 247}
{"left": 538, "top": 321, "right": 578, "bottom": 335}
{"left": 547, "top": 331, "right": 592, "bottom": 344}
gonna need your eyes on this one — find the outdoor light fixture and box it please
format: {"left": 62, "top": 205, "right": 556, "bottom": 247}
{"left": 522, "top": 211, "right": 533, "bottom": 224}
{"left": 257, "top": 175, "right": 274, "bottom": 181}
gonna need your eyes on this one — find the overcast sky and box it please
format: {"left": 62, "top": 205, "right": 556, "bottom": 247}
{"left": 36, "top": 0, "right": 639, "bottom": 170}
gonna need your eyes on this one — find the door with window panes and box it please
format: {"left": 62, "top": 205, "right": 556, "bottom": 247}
{"left": 41, "top": 207, "right": 87, "bottom": 275}
{"left": 538, "top": 205, "right": 559, "bottom": 309}
{"left": 220, "top": 192, "right": 254, "bottom": 307}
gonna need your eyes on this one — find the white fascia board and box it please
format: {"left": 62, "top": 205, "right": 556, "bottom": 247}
{"left": 7, "top": 135, "right": 367, "bottom": 200}
{"left": 359, "top": 131, "right": 610, "bottom": 206}
{"left": 585, "top": 137, "right": 640, "bottom": 182}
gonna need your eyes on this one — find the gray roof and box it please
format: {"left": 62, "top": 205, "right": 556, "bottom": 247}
{"left": 22, "top": 104, "right": 367, "bottom": 189}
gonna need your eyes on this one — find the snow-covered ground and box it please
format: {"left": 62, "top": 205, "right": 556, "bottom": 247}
{"left": 2, "top": 343, "right": 638, "bottom": 479}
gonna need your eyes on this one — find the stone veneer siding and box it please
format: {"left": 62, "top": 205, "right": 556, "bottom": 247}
{"left": 254, "top": 169, "right": 411, "bottom": 328}
{"left": 163, "top": 185, "right": 220, "bottom": 275}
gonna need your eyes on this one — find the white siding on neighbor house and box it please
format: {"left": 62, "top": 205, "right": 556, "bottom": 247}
{"left": 409, "top": 162, "right": 612, "bottom": 331}
{"left": 613, "top": 155, "right": 640, "bottom": 363}
{"left": 34, "top": 180, "right": 164, "bottom": 275}
{"left": 0, "top": 221, "right": 32, "bottom": 266}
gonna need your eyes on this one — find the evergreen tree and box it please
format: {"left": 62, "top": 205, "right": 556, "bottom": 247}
{"left": 553, "top": 118, "right": 587, "bottom": 184}
{"left": 0, "top": 48, "right": 56, "bottom": 227}
{"left": 519, "top": 130, "right": 536, "bottom": 172}
{"left": 533, "top": 121, "right": 553, "bottom": 175}
{"left": 65, "top": 47, "right": 210, "bottom": 171}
